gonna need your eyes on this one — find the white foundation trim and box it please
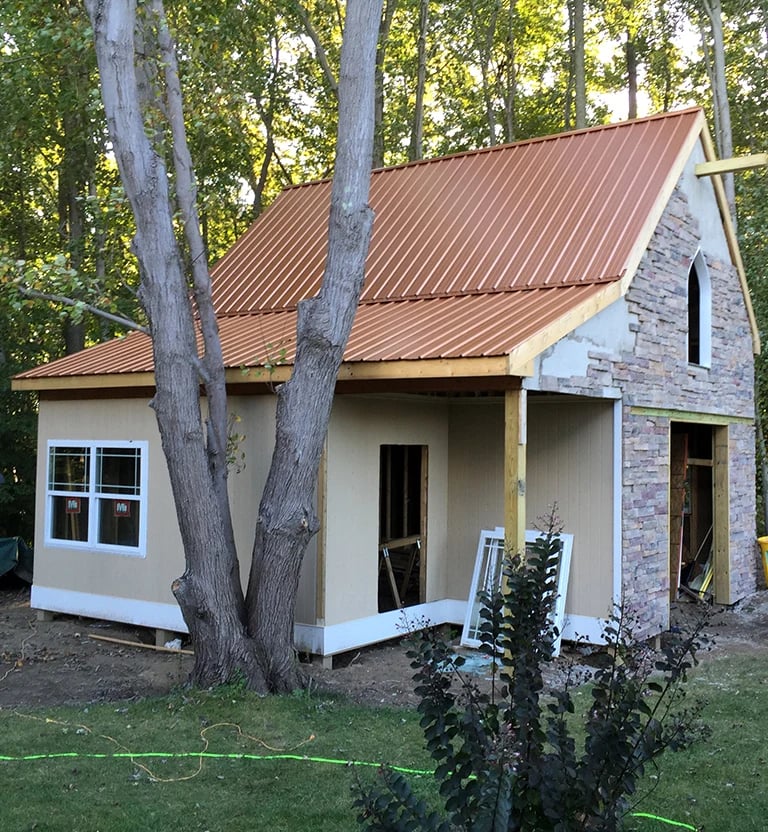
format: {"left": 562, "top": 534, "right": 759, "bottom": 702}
{"left": 31, "top": 585, "right": 188, "bottom": 633}
{"left": 32, "top": 585, "right": 608, "bottom": 655}
{"left": 295, "top": 599, "right": 467, "bottom": 656}
{"left": 561, "top": 614, "right": 609, "bottom": 644}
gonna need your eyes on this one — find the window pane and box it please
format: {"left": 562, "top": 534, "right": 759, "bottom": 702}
{"left": 49, "top": 447, "right": 90, "bottom": 491}
{"left": 96, "top": 447, "right": 141, "bottom": 495}
{"left": 50, "top": 495, "right": 90, "bottom": 541}
{"left": 97, "top": 498, "right": 140, "bottom": 547}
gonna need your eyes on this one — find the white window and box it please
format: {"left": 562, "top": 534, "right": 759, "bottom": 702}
{"left": 46, "top": 440, "right": 148, "bottom": 556}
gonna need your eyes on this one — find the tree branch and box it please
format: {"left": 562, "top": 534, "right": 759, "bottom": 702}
{"left": 16, "top": 285, "right": 148, "bottom": 334}
{"left": 290, "top": 0, "right": 339, "bottom": 96}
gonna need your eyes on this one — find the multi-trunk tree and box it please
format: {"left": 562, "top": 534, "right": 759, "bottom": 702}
{"left": 84, "top": 0, "right": 382, "bottom": 692}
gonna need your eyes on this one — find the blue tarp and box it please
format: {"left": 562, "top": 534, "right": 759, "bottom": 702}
{"left": 0, "top": 537, "right": 33, "bottom": 582}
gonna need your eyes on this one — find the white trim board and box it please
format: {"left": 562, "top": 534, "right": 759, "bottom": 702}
{"left": 31, "top": 585, "right": 188, "bottom": 633}
{"left": 295, "top": 599, "right": 466, "bottom": 656}
{"left": 31, "top": 585, "right": 609, "bottom": 657}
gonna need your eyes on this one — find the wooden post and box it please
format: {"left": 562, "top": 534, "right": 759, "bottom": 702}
{"left": 713, "top": 425, "right": 730, "bottom": 603}
{"left": 504, "top": 387, "right": 527, "bottom": 556}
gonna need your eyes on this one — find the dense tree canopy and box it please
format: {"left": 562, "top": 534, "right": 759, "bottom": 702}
{"left": 2, "top": 0, "right": 768, "bottom": 531}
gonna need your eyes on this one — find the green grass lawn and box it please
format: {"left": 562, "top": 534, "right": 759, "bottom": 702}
{"left": 1, "top": 651, "right": 766, "bottom": 831}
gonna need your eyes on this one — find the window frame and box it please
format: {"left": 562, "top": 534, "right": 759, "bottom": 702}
{"left": 45, "top": 439, "right": 149, "bottom": 557}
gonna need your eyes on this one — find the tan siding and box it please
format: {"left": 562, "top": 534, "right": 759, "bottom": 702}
{"left": 446, "top": 401, "right": 506, "bottom": 599}
{"left": 446, "top": 397, "right": 614, "bottom": 620}
{"left": 34, "top": 399, "right": 183, "bottom": 606}
{"left": 323, "top": 396, "right": 449, "bottom": 626}
{"left": 527, "top": 398, "right": 614, "bottom": 619}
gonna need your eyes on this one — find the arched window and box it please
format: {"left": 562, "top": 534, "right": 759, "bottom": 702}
{"left": 687, "top": 250, "right": 711, "bottom": 367}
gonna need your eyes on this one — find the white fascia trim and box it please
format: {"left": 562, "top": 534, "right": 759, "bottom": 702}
{"left": 295, "top": 599, "right": 467, "bottom": 657}
{"left": 31, "top": 585, "right": 188, "bottom": 633}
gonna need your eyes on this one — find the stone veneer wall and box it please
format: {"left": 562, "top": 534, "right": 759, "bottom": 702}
{"left": 532, "top": 183, "right": 756, "bottom": 636}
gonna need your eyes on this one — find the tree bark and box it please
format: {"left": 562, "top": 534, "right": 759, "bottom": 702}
{"left": 87, "top": 0, "right": 381, "bottom": 693}
{"left": 245, "top": 0, "right": 382, "bottom": 692}
{"left": 700, "top": 0, "right": 736, "bottom": 227}
{"left": 573, "top": 0, "right": 586, "bottom": 129}
{"left": 408, "top": 0, "right": 429, "bottom": 161}
{"left": 86, "top": 0, "right": 264, "bottom": 690}
{"left": 373, "top": 0, "right": 397, "bottom": 167}
{"left": 626, "top": 34, "right": 638, "bottom": 120}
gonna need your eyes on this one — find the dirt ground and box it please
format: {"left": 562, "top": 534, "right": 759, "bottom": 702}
{"left": 2, "top": 572, "right": 768, "bottom": 710}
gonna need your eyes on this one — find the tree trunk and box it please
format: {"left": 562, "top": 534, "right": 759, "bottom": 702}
{"left": 373, "top": 0, "right": 397, "bottom": 167}
{"left": 573, "top": 0, "right": 586, "bottom": 129}
{"left": 626, "top": 33, "right": 638, "bottom": 120}
{"left": 245, "top": 0, "right": 382, "bottom": 692}
{"left": 700, "top": 0, "right": 736, "bottom": 227}
{"left": 500, "top": 0, "right": 516, "bottom": 143}
{"left": 58, "top": 65, "right": 88, "bottom": 355}
{"left": 87, "top": 0, "right": 382, "bottom": 693}
{"left": 86, "top": 0, "right": 264, "bottom": 689}
{"left": 408, "top": 0, "right": 429, "bottom": 160}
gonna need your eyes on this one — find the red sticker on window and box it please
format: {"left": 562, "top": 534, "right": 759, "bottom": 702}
{"left": 65, "top": 497, "right": 81, "bottom": 514}
{"left": 113, "top": 500, "right": 131, "bottom": 518}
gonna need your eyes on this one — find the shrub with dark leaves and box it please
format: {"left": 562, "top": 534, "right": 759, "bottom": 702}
{"left": 354, "top": 518, "right": 709, "bottom": 831}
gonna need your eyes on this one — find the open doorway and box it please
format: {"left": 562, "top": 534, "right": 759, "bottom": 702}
{"left": 378, "top": 445, "right": 427, "bottom": 612}
{"left": 670, "top": 422, "right": 727, "bottom": 603}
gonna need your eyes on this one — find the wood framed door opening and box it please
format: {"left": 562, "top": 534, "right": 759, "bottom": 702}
{"left": 669, "top": 422, "right": 729, "bottom": 603}
{"left": 378, "top": 445, "right": 427, "bottom": 612}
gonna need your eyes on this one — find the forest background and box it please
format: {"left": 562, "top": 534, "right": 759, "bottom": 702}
{"left": 1, "top": 0, "right": 767, "bottom": 544}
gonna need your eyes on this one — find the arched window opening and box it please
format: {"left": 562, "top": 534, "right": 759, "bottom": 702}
{"left": 687, "top": 251, "right": 711, "bottom": 367}
{"left": 688, "top": 264, "right": 701, "bottom": 364}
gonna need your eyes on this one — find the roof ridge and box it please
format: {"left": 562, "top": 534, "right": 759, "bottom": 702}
{"left": 282, "top": 107, "right": 704, "bottom": 192}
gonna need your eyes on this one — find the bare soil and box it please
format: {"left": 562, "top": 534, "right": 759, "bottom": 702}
{"left": 2, "top": 572, "right": 768, "bottom": 710}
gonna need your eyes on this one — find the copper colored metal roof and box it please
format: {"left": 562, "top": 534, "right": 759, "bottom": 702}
{"left": 16, "top": 108, "right": 707, "bottom": 386}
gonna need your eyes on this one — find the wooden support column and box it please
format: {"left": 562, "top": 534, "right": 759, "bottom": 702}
{"left": 504, "top": 386, "right": 527, "bottom": 556}
{"left": 713, "top": 425, "right": 730, "bottom": 603}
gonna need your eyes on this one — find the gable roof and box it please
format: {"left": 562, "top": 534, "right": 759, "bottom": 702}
{"left": 14, "top": 107, "right": 757, "bottom": 391}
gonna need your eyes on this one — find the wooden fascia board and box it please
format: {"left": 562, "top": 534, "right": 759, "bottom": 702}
{"left": 506, "top": 281, "right": 623, "bottom": 375}
{"left": 695, "top": 153, "right": 768, "bottom": 177}
{"left": 16, "top": 355, "right": 512, "bottom": 393}
{"left": 235, "top": 355, "right": 513, "bottom": 384}
{"left": 12, "top": 372, "right": 157, "bottom": 392}
{"left": 335, "top": 356, "right": 510, "bottom": 380}
{"left": 698, "top": 125, "right": 761, "bottom": 355}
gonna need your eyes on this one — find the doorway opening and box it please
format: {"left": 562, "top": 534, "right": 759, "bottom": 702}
{"left": 669, "top": 422, "right": 728, "bottom": 603}
{"left": 378, "top": 445, "right": 427, "bottom": 612}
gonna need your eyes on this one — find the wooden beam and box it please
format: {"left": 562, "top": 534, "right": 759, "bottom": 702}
{"left": 713, "top": 425, "right": 731, "bottom": 603}
{"left": 12, "top": 372, "right": 157, "bottom": 392}
{"left": 629, "top": 406, "right": 753, "bottom": 426}
{"left": 504, "top": 387, "right": 527, "bottom": 556}
{"left": 695, "top": 153, "right": 768, "bottom": 177}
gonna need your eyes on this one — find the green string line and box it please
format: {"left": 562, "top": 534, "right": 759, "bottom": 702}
{"left": 0, "top": 750, "right": 431, "bottom": 775}
{"left": 628, "top": 812, "right": 697, "bottom": 831}
{"left": 0, "top": 750, "right": 698, "bottom": 829}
